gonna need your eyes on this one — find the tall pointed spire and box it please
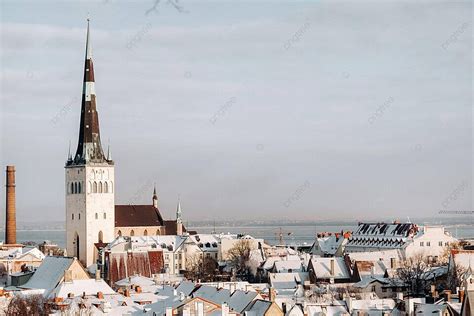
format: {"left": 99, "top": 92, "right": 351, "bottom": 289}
{"left": 68, "top": 19, "right": 111, "bottom": 166}
{"left": 176, "top": 196, "right": 182, "bottom": 222}
{"left": 152, "top": 184, "right": 158, "bottom": 208}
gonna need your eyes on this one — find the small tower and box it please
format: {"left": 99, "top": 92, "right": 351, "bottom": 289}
{"left": 176, "top": 197, "right": 183, "bottom": 235}
{"left": 152, "top": 185, "right": 158, "bottom": 209}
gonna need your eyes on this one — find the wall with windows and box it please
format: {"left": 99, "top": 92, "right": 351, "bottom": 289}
{"left": 114, "top": 226, "right": 164, "bottom": 238}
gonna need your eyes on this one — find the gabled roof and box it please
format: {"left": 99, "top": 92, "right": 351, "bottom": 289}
{"left": 308, "top": 256, "right": 350, "bottom": 280}
{"left": 115, "top": 205, "right": 164, "bottom": 227}
{"left": 245, "top": 299, "right": 273, "bottom": 315}
{"left": 21, "top": 256, "right": 75, "bottom": 294}
{"left": 50, "top": 279, "right": 115, "bottom": 298}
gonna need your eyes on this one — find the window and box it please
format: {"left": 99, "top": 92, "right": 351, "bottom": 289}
{"left": 104, "top": 181, "right": 108, "bottom": 193}
{"left": 99, "top": 182, "right": 103, "bottom": 193}
{"left": 426, "top": 242, "right": 430, "bottom": 246}
{"left": 439, "top": 241, "right": 443, "bottom": 246}
{"left": 130, "top": 230, "right": 135, "bottom": 236}
{"left": 74, "top": 182, "right": 78, "bottom": 194}
{"left": 72, "top": 213, "right": 74, "bottom": 220}
{"left": 70, "top": 182, "right": 74, "bottom": 194}
{"left": 420, "top": 242, "right": 424, "bottom": 246}
{"left": 103, "top": 213, "right": 106, "bottom": 219}
{"left": 93, "top": 182, "right": 97, "bottom": 193}
{"left": 144, "top": 229, "right": 148, "bottom": 236}
{"left": 95, "top": 213, "right": 98, "bottom": 220}
{"left": 382, "top": 288, "right": 387, "bottom": 292}
{"left": 78, "top": 182, "right": 81, "bottom": 194}
{"left": 156, "top": 229, "right": 160, "bottom": 235}
{"left": 98, "top": 231, "right": 103, "bottom": 243}
{"left": 445, "top": 242, "right": 449, "bottom": 246}
{"left": 118, "top": 230, "right": 122, "bottom": 237}
{"left": 371, "top": 285, "right": 376, "bottom": 292}
{"left": 78, "top": 213, "right": 81, "bottom": 220}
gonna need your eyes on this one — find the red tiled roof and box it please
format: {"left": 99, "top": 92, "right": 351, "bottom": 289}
{"left": 163, "top": 220, "right": 187, "bottom": 235}
{"left": 115, "top": 205, "right": 164, "bottom": 227}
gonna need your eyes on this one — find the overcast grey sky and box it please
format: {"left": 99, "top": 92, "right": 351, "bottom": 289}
{"left": 0, "top": 0, "right": 472, "bottom": 222}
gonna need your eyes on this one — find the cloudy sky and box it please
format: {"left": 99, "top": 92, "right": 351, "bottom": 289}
{"left": 0, "top": 0, "right": 472, "bottom": 223}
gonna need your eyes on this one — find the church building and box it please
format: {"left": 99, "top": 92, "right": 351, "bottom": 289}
{"left": 65, "top": 21, "right": 184, "bottom": 268}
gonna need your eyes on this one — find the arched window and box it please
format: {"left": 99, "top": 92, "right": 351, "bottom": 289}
{"left": 104, "top": 182, "right": 108, "bottom": 193}
{"left": 78, "top": 182, "right": 81, "bottom": 194}
{"left": 156, "top": 229, "right": 160, "bottom": 235}
{"left": 98, "top": 231, "right": 103, "bottom": 243}
{"left": 130, "top": 230, "right": 135, "bottom": 237}
{"left": 78, "top": 213, "right": 81, "bottom": 220}
{"left": 93, "top": 182, "right": 97, "bottom": 193}
{"left": 95, "top": 213, "right": 98, "bottom": 220}
{"left": 74, "top": 182, "right": 78, "bottom": 194}
{"left": 103, "top": 213, "right": 106, "bottom": 219}
{"left": 117, "top": 230, "right": 122, "bottom": 237}
{"left": 70, "top": 182, "right": 74, "bottom": 194}
{"left": 72, "top": 213, "right": 74, "bottom": 220}
{"left": 99, "top": 182, "right": 103, "bottom": 193}
{"left": 144, "top": 229, "right": 148, "bottom": 236}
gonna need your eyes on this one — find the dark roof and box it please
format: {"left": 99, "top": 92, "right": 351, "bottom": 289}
{"left": 163, "top": 220, "right": 187, "bottom": 235}
{"left": 115, "top": 205, "right": 164, "bottom": 227}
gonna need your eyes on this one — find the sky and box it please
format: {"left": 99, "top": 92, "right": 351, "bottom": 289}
{"left": 0, "top": 0, "right": 472, "bottom": 223}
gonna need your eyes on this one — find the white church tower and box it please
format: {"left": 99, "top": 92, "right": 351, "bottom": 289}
{"left": 65, "top": 20, "right": 115, "bottom": 268}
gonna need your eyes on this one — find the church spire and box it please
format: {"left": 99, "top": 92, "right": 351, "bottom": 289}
{"left": 69, "top": 19, "right": 111, "bottom": 166}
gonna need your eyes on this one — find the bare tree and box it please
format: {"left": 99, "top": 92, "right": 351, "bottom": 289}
{"left": 185, "top": 253, "right": 218, "bottom": 281}
{"left": 226, "top": 239, "right": 252, "bottom": 278}
{"left": 446, "top": 261, "right": 466, "bottom": 292}
{"left": 396, "top": 253, "right": 432, "bottom": 297}
{"left": 6, "top": 294, "right": 52, "bottom": 315}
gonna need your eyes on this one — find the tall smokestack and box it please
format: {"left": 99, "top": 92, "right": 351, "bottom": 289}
{"left": 5, "top": 166, "right": 16, "bottom": 244}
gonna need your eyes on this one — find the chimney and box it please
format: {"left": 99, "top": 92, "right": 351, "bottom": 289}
{"left": 5, "top": 166, "right": 16, "bottom": 244}
{"left": 124, "top": 289, "right": 130, "bottom": 297}
{"left": 330, "top": 259, "right": 335, "bottom": 276}
{"left": 459, "top": 290, "right": 465, "bottom": 303}
{"left": 269, "top": 287, "right": 276, "bottom": 302}
{"left": 221, "top": 303, "right": 229, "bottom": 316}
{"left": 97, "top": 291, "right": 104, "bottom": 299}
{"left": 165, "top": 307, "right": 173, "bottom": 316}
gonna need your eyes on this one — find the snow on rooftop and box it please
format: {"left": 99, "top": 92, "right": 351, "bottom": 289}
{"left": 50, "top": 279, "right": 115, "bottom": 298}
{"left": 21, "top": 256, "right": 75, "bottom": 295}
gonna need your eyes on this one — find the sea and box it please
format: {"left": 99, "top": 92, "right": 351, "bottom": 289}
{"left": 2, "top": 222, "right": 473, "bottom": 249}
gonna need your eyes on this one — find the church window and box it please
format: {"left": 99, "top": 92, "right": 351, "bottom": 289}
{"left": 103, "top": 213, "right": 106, "bottom": 219}
{"left": 98, "top": 231, "right": 103, "bottom": 243}
{"left": 95, "top": 213, "right": 98, "bottom": 219}
{"left": 117, "top": 230, "right": 122, "bottom": 237}
{"left": 78, "top": 182, "right": 81, "bottom": 194}
{"left": 99, "top": 182, "right": 103, "bottom": 193}
{"left": 104, "top": 181, "right": 108, "bottom": 193}
{"left": 72, "top": 213, "right": 74, "bottom": 220}
{"left": 144, "top": 229, "right": 148, "bottom": 236}
{"left": 156, "top": 229, "right": 160, "bottom": 235}
{"left": 93, "top": 182, "right": 97, "bottom": 193}
{"left": 78, "top": 213, "right": 81, "bottom": 220}
{"left": 70, "top": 182, "right": 74, "bottom": 194}
{"left": 130, "top": 230, "right": 135, "bottom": 236}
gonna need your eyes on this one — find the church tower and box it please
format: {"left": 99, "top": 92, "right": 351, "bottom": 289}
{"left": 65, "top": 20, "right": 115, "bottom": 268}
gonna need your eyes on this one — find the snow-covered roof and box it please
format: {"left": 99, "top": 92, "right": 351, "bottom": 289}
{"left": 274, "top": 260, "right": 303, "bottom": 273}
{"left": 313, "top": 235, "right": 344, "bottom": 256}
{"left": 450, "top": 250, "right": 474, "bottom": 270}
{"left": 130, "top": 235, "right": 188, "bottom": 252}
{"left": 175, "top": 280, "right": 196, "bottom": 296}
{"left": 21, "top": 256, "right": 75, "bottom": 295}
{"left": 115, "top": 275, "right": 155, "bottom": 287}
{"left": 50, "top": 279, "right": 115, "bottom": 298}
{"left": 309, "top": 257, "right": 350, "bottom": 280}
{"left": 269, "top": 272, "right": 309, "bottom": 290}
{"left": 189, "top": 234, "right": 219, "bottom": 252}
{"left": 245, "top": 299, "right": 273, "bottom": 315}
{"left": 192, "top": 285, "right": 257, "bottom": 313}
{"left": 351, "top": 298, "right": 396, "bottom": 311}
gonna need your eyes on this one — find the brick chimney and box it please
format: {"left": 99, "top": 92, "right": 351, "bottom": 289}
{"left": 5, "top": 166, "right": 16, "bottom": 245}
